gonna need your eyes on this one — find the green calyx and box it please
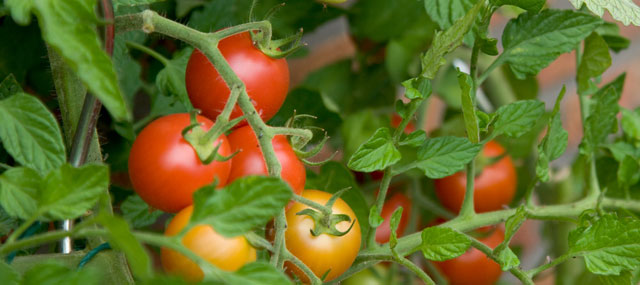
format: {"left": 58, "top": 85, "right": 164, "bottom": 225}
{"left": 182, "top": 111, "right": 241, "bottom": 164}
{"left": 296, "top": 208, "right": 356, "bottom": 237}
{"left": 251, "top": 29, "right": 305, "bottom": 59}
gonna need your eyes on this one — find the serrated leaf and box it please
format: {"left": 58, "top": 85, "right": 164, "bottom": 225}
{"left": 33, "top": 0, "right": 131, "bottom": 121}
{"left": 0, "top": 260, "right": 20, "bottom": 285}
{"left": 421, "top": 0, "right": 483, "bottom": 79}
{"left": 416, "top": 136, "right": 482, "bottom": 178}
{"left": 599, "top": 270, "right": 633, "bottom": 285}
{"left": 583, "top": 86, "right": 621, "bottom": 152}
{"left": 0, "top": 167, "right": 41, "bottom": 220}
{"left": 421, "top": 227, "right": 471, "bottom": 261}
{"left": 606, "top": 141, "right": 639, "bottom": 163}
{"left": 569, "top": 0, "right": 640, "bottom": 26}
{"left": 348, "top": 128, "right": 401, "bottom": 172}
{"left": 617, "top": 155, "right": 640, "bottom": 187}
{"left": 493, "top": 100, "right": 545, "bottom": 138}
{"left": 22, "top": 260, "right": 99, "bottom": 285}
{"left": 490, "top": 0, "right": 545, "bottom": 12}
{"left": 424, "top": 0, "right": 476, "bottom": 31}
{"left": 399, "top": 130, "right": 427, "bottom": 147}
{"left": 537, "top": 88, "right": 568, "bottom": 181}
{"left": 5, "top": 0, "right": 33, "bottom": 25}
{"left": 369, "top": 205, "right": 384, "bottom": 228}
{"left": 569, "top": 214, "right": 640, "bottom": 275}
{"left": 191, "top": 176, "right": 291, "bottom": 237}
{"left": 496, "top": 246, "right": 520, "bottom": 271}
{"left": 96, "top": 213, "right": 152, "bottom": 279}
{"left": 457, "top": 70, "right": 479, "bottom": 143}
{"left": 113, "top": 0, "right": 165, "bottom": 7}
{"left": 121, "top": 194, "right": 163, "bottom": 229}
{"left": 389, "top": 207, "right": 403, "bottom": 249}
{"left": 500, "top": 10, "right": 602, "bottom": 79}
{"left": 402, "top": 77, "right": 432, "bottom": 100}
{"left": 155, "top": 48, "right": 193, "bottom": 111}
{"left": 225, "top": 262, "right": 292, "bottom": 285}
{"left": 493, "top": 207, "right": 526, "bottom": 270}
{"left": 578, "top": 33, "right": 612, "bottom": 95}
{"left": 621, "top": 108, "right": 640, "bottom": 140}
{"left": 0, "top": 93, "right": 66, "bottom": 175}
{"left": 0, "top": 74, "right": 22, "bottom": 99}
{"left": 596, "top": 22, "right": 631, "bottom": 52}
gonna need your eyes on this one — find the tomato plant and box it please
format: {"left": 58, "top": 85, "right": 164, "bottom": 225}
{"left": 227, "top": 125, "right": 306, "bottom": 193}
{"left": 432, "top": 229, "right": 504, "bottom": 285}
{"left": 185, "top": 32, "right": 290, "bottom": 123}
{"left": 375, "top": 192, "right": 411, "bottom": 244}
{"left": 283, "top": 190, "right": 361, "bottom": 282}
{"left": 434, "top": 141, "right": 516, "bottom": 213}
{"left": 128, "top": 113, "right": 231, "bottom": 213}
{"left": 161, "top": 205, "right": 257, "bottom": 281}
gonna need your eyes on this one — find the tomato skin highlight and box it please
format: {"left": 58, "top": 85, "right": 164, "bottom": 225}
{"left": 434, "top": 141, "right": 516, "bottom": 213}
{"left": 227, "top": 125, "right": 305, "bottom": 193}
{"left": 433, "top": 229, "right": 504, "bottom": 285}
{"left": 284, "top": 190, "right": 361, "bottom": 282}
{"left": 185, "top": 32, "right": 289, "bottom": 124}
{"left": 375, "top": 192, "right": 412, "bottom": 244}
{"left": 128, "top": 113, "right": 231, "bottom": 213}
{"left": 161, "top": 205, "right": 256, "bottom": 281}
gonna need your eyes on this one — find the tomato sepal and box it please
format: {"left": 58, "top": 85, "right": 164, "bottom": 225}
{"left": 295, "top": 208, "right": 356, "bottom": 237}
{"left": 182, "top": 111, "right": 244, "bottom": 164}
{"left": 253, "top": 28, "right": 305, "bottom": 59}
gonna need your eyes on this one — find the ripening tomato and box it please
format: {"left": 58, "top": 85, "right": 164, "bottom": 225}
{"left": 227, "top": 125, "right": 305, "bottom": 193}
{"left": 375, "top": 192, "right": 412, "bottom": 244}
{"left": 284, "top": 190, "right": 361, "bottom": 282}
{"left": 434, "top": 141, "right": 516, "bottom": 213}
{"left": 128, "top": 113, "right": 231, "bottom": 213}
{"left": 161, "top": 205, "right": 256, "bottom": 281}
{"left": 433, "top": 229, "right": 504, "bottom": 285}
{"left": 185, "top": 32, "right": 289, "bottom": 123}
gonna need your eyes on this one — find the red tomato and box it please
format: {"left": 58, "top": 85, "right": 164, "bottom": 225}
{"left": 375, "top": 192, "right": 412, "bottom": 244}
{"left": 434, "top": 141, "right": 516, "bottom": 213}
{"left": 227, "top": 125, "right": 305, "bottom": 193}
{"left": 128, "top": 113, "right": 231, "bottom": 213}
{"left": 185, "top": 32, "right": 289, "bottom": 123}
{"left": 161, "top": 205, "right": 256, "bottom": 281}
{"left": 433, "top": 229, "right": 504, "bottom": 285}
{"left": 284, "top": 190, "right": 361, "bottom": 282}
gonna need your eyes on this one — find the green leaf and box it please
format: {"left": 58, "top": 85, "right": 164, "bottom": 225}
{"left": 500, "top": 10, "right": 602, "bottom": 79}
{"left": 504, "top": 207, "right": 528, "bottom": 243}
{"left": 305, "top": 162, "right": 370, "bottom": 244}
{"left": 569, "top": 0, "right": 640, "bottom": 26}
{"left": 96, "top": 213, "right": 152, "bottom": 280}
{"left": 226, "top": 262, "right": 292, "bottom": 285}
{"left": 496, "top": 247, "right": 520, "bottom": 271}
{"left": 617, "top": 155, "right": 640, "bottom": 188}
{"left": 490, "top": 0, "right": 545, "bottom": 12}
{"left": 0, "top": 206, "right": 19, "bottom": 236}
{"left": 0, "top": 93, "right": 66, "bottom": 175}
{"left": 493, "top": 100, "right": 545, "bottom": 138}
{"left": 113, "top": 32, "right": 144, "bottom": 107}
{"left": 421, "top": 227, "right": 471, "bottom": 261}
{"left": 578, "top": 33, "right": 612, "bottom": 95}
{"left": 494, "top": 207, "right": 526, "bottom": 270}
{"left": 0, "top": 74, "right": 22, "bottom": 99}
{"left": 155, "top": 48, "right": 194, "bottom": 111}
{"left": 421, "top": 0, "right": 483, "bottom": 79}
{"left": 22, "top": 260, "right": 100, "bottom": 285}
{"left": 348, "top": 128, "right": 401, "bottom": 172}
{"left": 33, "top": 0, "right": 131, "bottom": 121}
{"left": 606, "top": 141, "right": 639, "bottom": 163}
{"left": 621, "top": 108, "right": 640, "bottom": 140}
{"left": 402, "top": 77, "right": 432, "bottom": 100}
{"left": 583, "top": 86, "right": 621, "bottom": 152}
{"left": 350, "top": 0, "right": 427, "bottom": 42}
{"left": 536, "top": 88, "right": 568, "bottom": 181}
{"left": 113, "top": 0, "right": 165, "bottom": 7}
{"left": 416, "top": 136, "right": 481, "bottom": 178}
{"left": 569, "top": 214, "right": 640, "bottom": 275}
{"left": 191, "top": 176, "right": 291, "bottom": 237}
{"left": 399, "top": 130, "right": 427, "bottom": 147}
{"left": 0, "top": 167, "right": 41, "bottom": 220}
{"left": 368, "top": 205, "right": 384, "bottom": 228}
{"left": 389, "top": 207, "right": 403, "bottom": 249}
{"left": 596, "top": 22, "right": 631, "bottom": 52}
{"left": 121, "top": 194, "right": 163, "bottom": 229}
{"left": 424, "top": 0, "right": 476, "bottom": 31}
{"left": 457, "top": 70, "right": 479, "bottom": 143}
{"left": 0, "top": 260, "right": 20, "bottom": 285}
{"left": 599, "top": 270, "right": 633, "bottom": 285}
{"left": 5, "top": 0, "right": 33, "bottom": 25}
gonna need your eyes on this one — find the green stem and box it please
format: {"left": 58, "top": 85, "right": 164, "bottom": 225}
{"left": 477, "top": 56, "right": 503, "bottom": 85}
{"left": 6, "top": 214, "right": 39, "bottom": 244}
{"left": 468, "top": 237, "right": 533, "bottom": 285}
{"left": 126, "top": 41, "right": 170, "bottom": 66}
{"left": 524, "top": 177, "right": 540, "bottom": 207}
{"left": 0, "top": 162, "right": 11, "bottom": 169}
{"left": 410, "top": 178, "right": 455, "bottom": 220}
{"left": 367, "top": 167, "right": 393, "bottom": 248}
{"left": 270, "top": 127, "right": 313, "bottom": 140}
{"left": 394, "top": 256, "right": 435, "bottom": 285}
{"left": 458, "top": 160, "right": 476, "bottom": 218}
{"left": 282, "top": 249, "right": 322, "bottom": 285}
{"left": 422, "top": 260, "right": 448, "bottom": 285}
{"left": 271, "top": 210, "right": 286, "bottom": 268}
{"left": 526, "top": 253, "right": 571, "bottom": 278}
{"left": 291, "top": 195, "right": 332, "bottom": 216}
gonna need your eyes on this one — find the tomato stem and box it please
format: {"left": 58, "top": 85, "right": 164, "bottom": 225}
{"left": 467, "top": 236, "right": 534, "bottom": 285}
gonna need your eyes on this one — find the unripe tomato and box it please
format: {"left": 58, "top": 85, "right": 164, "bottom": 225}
{"left": 161, "top": 205, "right": 257, "bottom": 282}
{"left": 375, "top": 192, "right": 412, "bottom": 244}
{"left": 128, "top": 113, "right": 231, "bottom": 213}
{"left": 433, "top": 229, "right": 504, "bottom": 285}
{"left": 227, "top": 125, "right": 305, "bottom": 193}
{"left": 284, "top": 190, "right": 361, "bottom": 282}
{"left": 185, "top": 32, "right": 289, "bottom": 123}
{"left": 434, "top": 141, "right": 516, "bottom": 213}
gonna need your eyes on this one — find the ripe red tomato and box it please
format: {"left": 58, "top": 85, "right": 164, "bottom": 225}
{"left": 375, "top": 192, "right": 412, "bottom": 244}
{"left": 434, "top": 141, "right": 516, "bottom": 213}
{"left": 433, "top": 229, "right": 504, "bottom": 285}
{"left": 284, "top": 190, "right": 361, "bottom": 282}
{"left": 185, "top": 32, "right": 289, "bottom": 123}
{"left": 227, "top": 125, "right": 305, "bottom": 193}
{"left": 128, "top": 113, "right": 231, "bottom": 213}
{"left": 161, "top": 205, "right": 256, "bottom": 281}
